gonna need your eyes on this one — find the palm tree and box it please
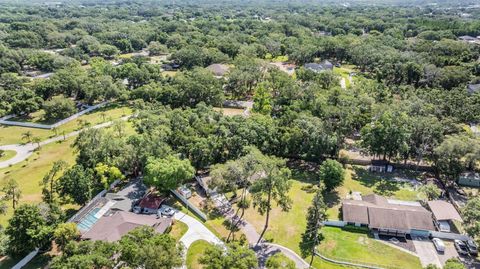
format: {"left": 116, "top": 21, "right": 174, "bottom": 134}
{"left": 100, "top": 112, "right": 107, "bottom": 122}
{"left": 51, "top": 126, "right": 59, "bottom": 137}
{"left": 32, "top": 137, "right": 42, "bottom": 150}
{"left": 21, "top": 131, "right": 33, "bottom": 142}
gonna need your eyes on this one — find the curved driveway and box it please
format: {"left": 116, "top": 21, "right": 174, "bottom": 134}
{"left": 173, "top": 209, "right": 223, "bottom": 269}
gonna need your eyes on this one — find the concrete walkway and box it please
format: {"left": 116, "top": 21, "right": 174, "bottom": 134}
{"left": 0, "top": 116, "right": 130, "bottom": 169}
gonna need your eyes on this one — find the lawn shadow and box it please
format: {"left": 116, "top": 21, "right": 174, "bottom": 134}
{"left": 324, "top": 189, "right": 341, "bottom": 208}
{"left": 287, "top": 159, "right": 318, "bottom": 184}
{"left": 351, "top": 166, "right": 401, "bottom": 196}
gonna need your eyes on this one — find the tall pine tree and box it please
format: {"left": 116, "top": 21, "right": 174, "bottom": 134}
{"left": 300, "top": 189, "right": 327, "bottom": 266}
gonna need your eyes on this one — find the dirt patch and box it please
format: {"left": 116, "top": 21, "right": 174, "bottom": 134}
{"left": 357, "top": 236, "right": 367, "bottom": 245}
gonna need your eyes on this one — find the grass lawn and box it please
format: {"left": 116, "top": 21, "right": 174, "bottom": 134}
{"left": 237, "top": 165, "right": 422, "bottom": 269}
{"left": 333, "top": 67, "right": 352, "bottom": 88}
{"left": 168, "top": 199, "right": 242, "bottom": 241}
{"left": 9, "top": 110, "right": 51, "bottom": 124}
{"left": 213, "top": 107, "right": 245, "bottom": 116}
{"left": 186, "top": 240, "right": 211, "bottom": 269}
{"left": 0, "top": 150, "right": 16, "bottom": 162}
{"left": 0, "top": 138, "right": 77, "bottom": 226}
{"left": 163, "top": 71, "right": 178, "bottom": 77}
{"left": 326, "top": 166, "right": 422, "bottom": 220}
{"left": 0, "top": 103, "right": 133, "bottom": 146}
{"left": 170, "top": 220, "right": 189, "bottom": 241}
{"left": 318, "top": 226, "right": 422, "bottom": 269}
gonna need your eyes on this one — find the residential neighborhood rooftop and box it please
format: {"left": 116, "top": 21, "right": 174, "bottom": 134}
{"left": 342, "top": 194, "right": 435, "bottom": 231}
{"left": 206, "top": 63, "right": 230, "bottom": 77}
{"left": 138, "top": 192, "right": 166, "bottom": 210}
{"left": 427, "top": 200, "right": 463, "bottom": 222}
{"left": 82, "top": 211, "right": 172, "bottom": 242}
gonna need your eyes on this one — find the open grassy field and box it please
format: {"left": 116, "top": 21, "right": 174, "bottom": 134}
{"left": 0, "top": 150, "right": 16, "bottom": 162}
{"left": 212, "top": 107, "right": 245, "bottom": 116}
{"left": 0, "top": 138, "right": 77, "bottom": 226}
{"left": 0, "top": 103, "right": 133, "bottom": 146}
{"left": 318, "top": 226, "right": 422, "bottom": 269}
{"left": 186, "top": 240, "right": 211, "bottom": 269}
{"left": 0, "top": 121, "right": 137, "bottom": 226}
{"left": 9, "top": 109, "right": 51, "bottom": 124}
{"left": 236, "top": 165, "right": 422, "bottom": 269}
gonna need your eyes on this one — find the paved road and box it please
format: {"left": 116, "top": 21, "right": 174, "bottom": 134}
{"left": 0, "top": 116, "right": 130, "bottom": 169}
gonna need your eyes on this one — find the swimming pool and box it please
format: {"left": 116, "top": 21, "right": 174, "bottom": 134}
{"left": 77, "top": 207, "right": 101, "bottom": 231}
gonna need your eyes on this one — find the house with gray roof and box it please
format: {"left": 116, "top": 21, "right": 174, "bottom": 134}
{"left": 304, "top": 60, "right": 333, "bottom": 73}
{"left": 467, "top": 83, "right": 480, "bottom": 94}
{"left": 82, "top": 211, "right": 172, "bottom": 242}
{"left": 342, "top": 194, "right": 435, "bottom": 237}
{"left": 206, "top": 64, "right": 230, "bottom": 77}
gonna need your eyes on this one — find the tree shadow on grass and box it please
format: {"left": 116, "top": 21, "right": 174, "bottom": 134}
{"left": 287, "top": 159, "right": 318, "bottom": 184}
{"left": 351, "top": 166, "right": 400, "bottom": 196}
{"left": 324, "top": 189, "right": 341, "bottom": 209}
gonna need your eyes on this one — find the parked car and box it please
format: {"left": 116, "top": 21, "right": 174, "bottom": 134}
{"left": 454, "top": 240, "right": 469, "bottom": 255}
{"left": 465, "top": 240, "right": 478, "bottom": 256}
{"left": 177, "top": 186, "right": 192, "bottom": 199}
{"left": 157, "top": 205, "right": 175, "bottom": 217}
{"left": 432, "top": 238, "right": 445, "bottom": 253}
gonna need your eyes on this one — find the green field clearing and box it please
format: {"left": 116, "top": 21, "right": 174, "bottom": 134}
{"left": 318, "top": 226, "right": 422, "bottom": 269}
{"left": 0, "top": 103, "right": 133, "bottom": 146}
{"left": 213, "top": 107, "right": 245, "bottom": 116}
{"left": 0, "top": 121, "right": 136, "bottom": 226}
{"left": 0, "top": 150, "right": 16, "bottom": 162}
{"left": 236, "top": 165, "right": 422, "bottom": 269}
{"left": 0, "top": 138, "right": 77, "bottom": 226}
{"left": 186, "top": 240, "right": 211, "bottom": 269}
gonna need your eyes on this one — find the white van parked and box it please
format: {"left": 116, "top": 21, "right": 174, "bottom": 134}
{"left": 432, "top": 238, "right": 445, "bottom": 253}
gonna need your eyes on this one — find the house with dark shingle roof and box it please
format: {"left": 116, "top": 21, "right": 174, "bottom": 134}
{"left": 342, "top": 194, "right": 435, "bottom": 237}
{"left": 304, "top": 60, "right": 333, "bottom": 73}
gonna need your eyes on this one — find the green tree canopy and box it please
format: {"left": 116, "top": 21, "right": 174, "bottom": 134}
{"left": 318, "top": 159, "right": 345, "bottom": 191}
{"left": 144, "top": 155, "right": 195, "bottom": 191}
